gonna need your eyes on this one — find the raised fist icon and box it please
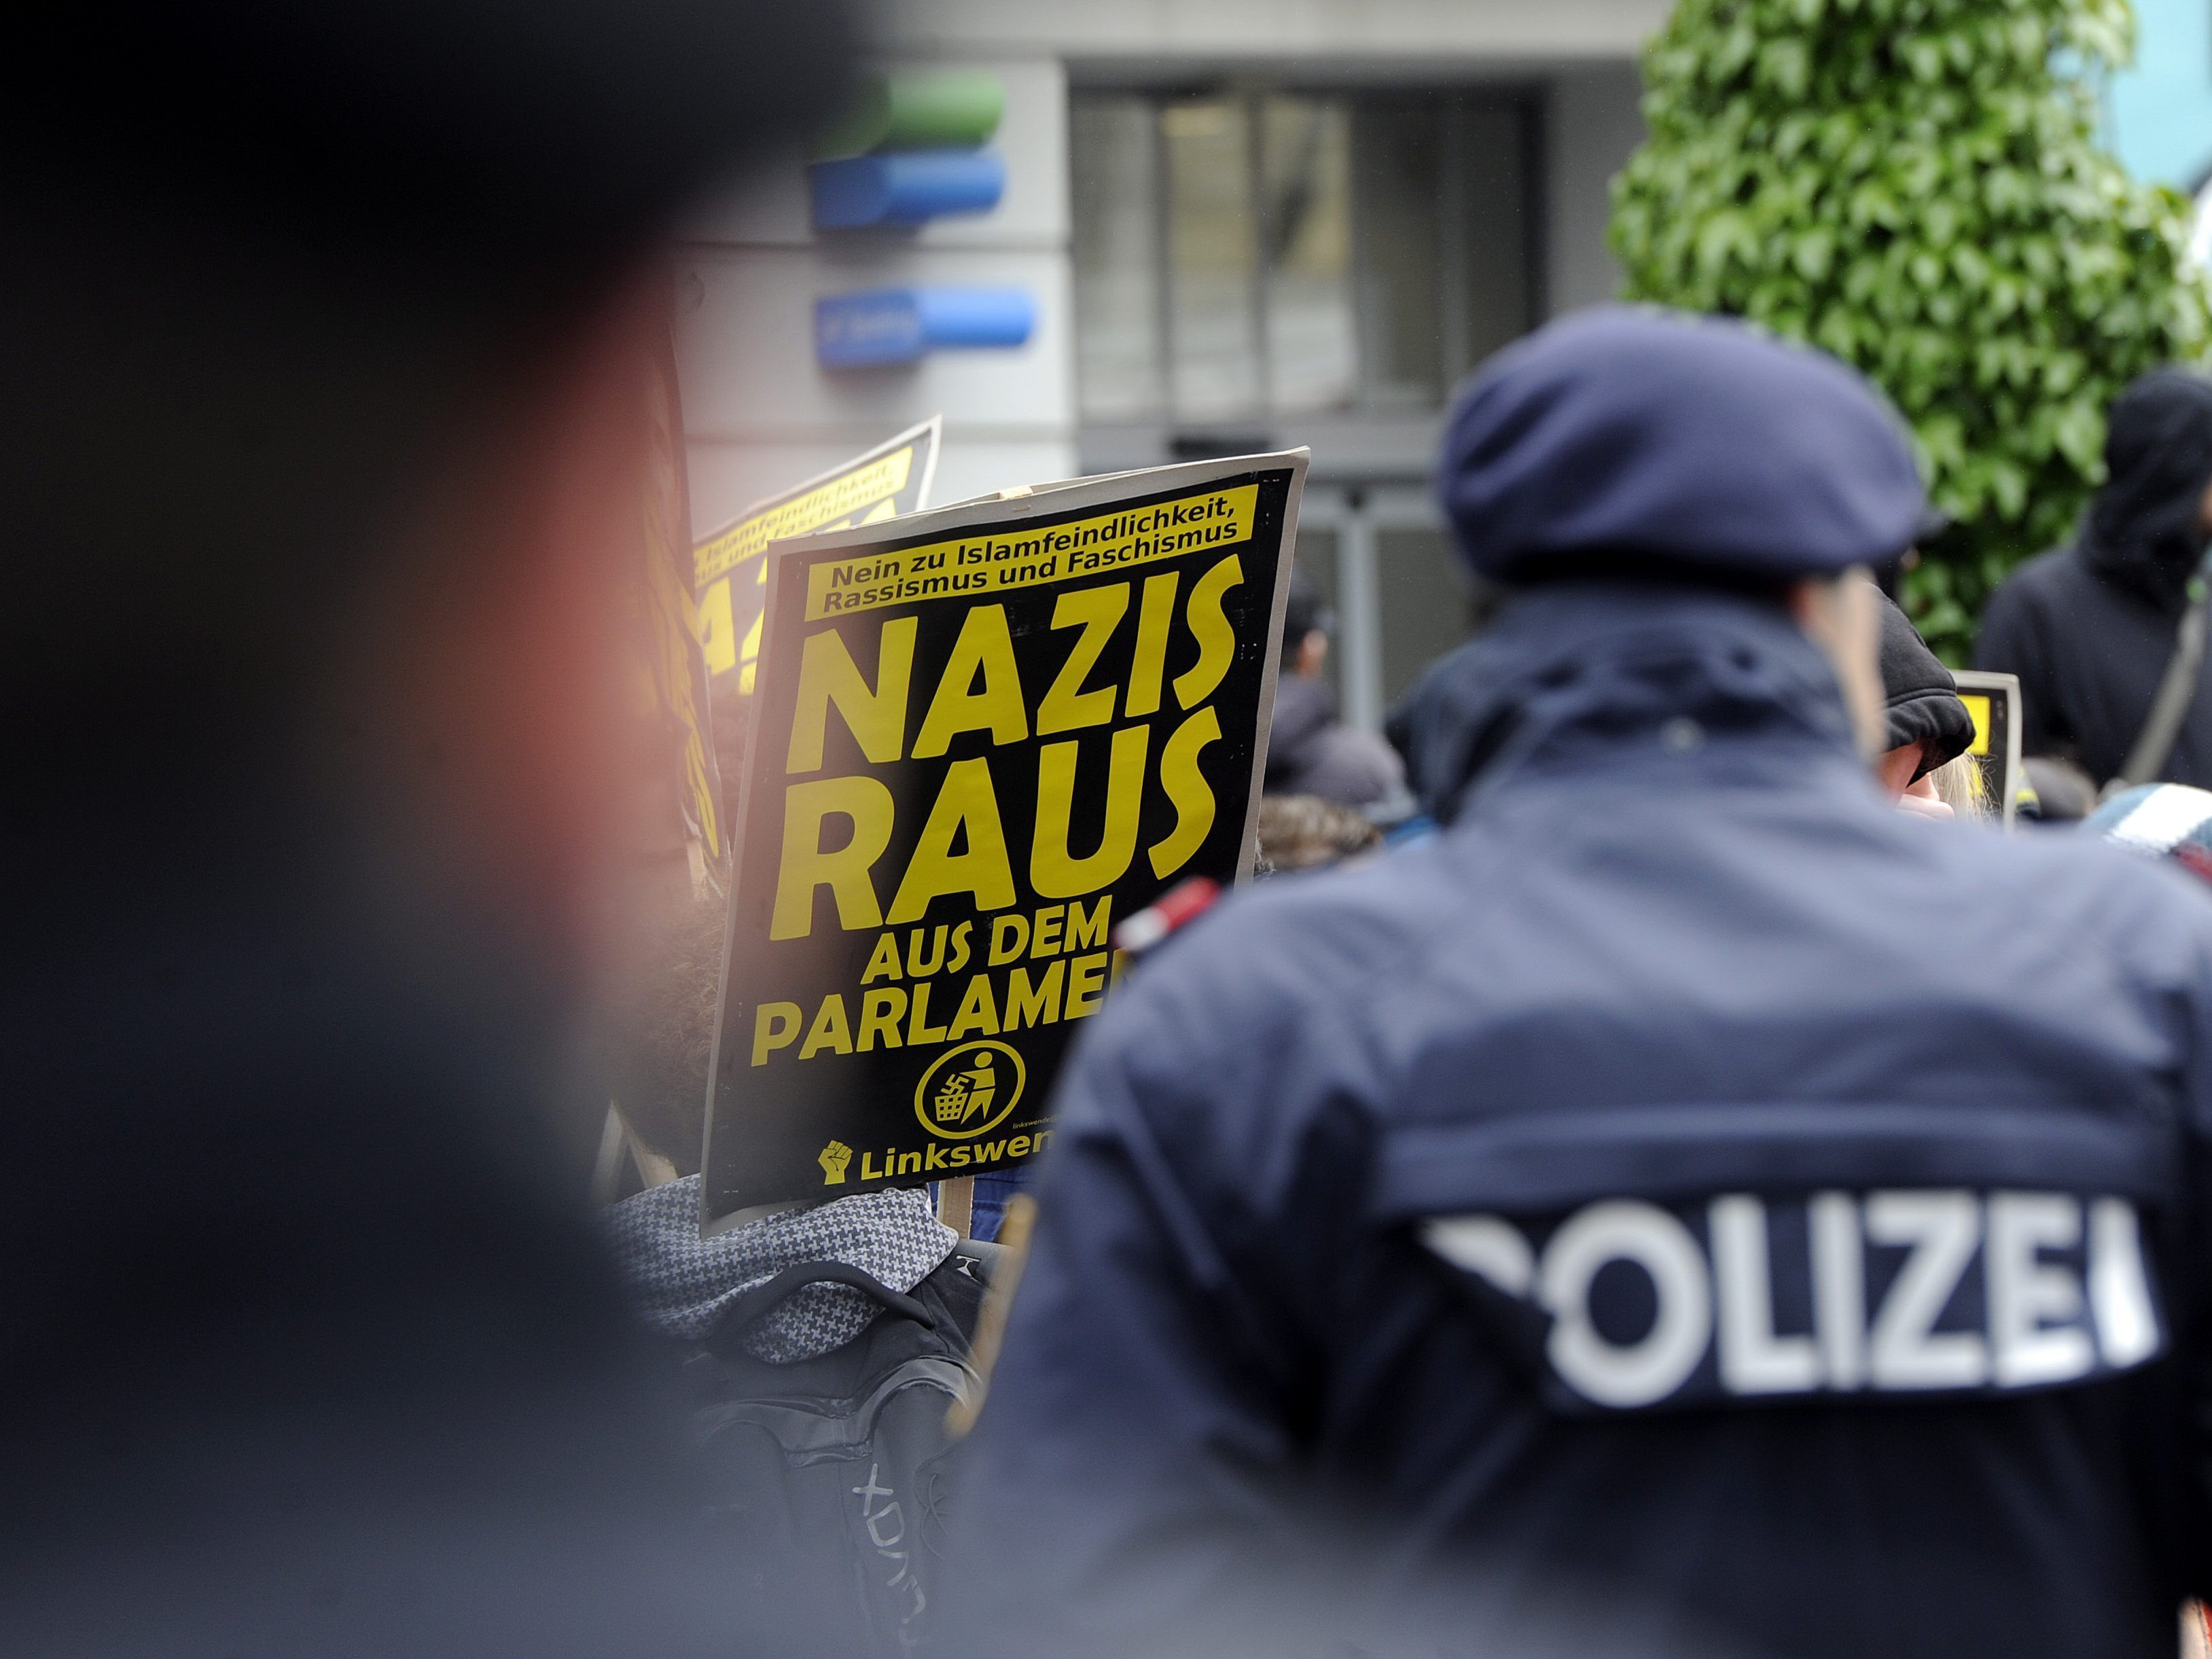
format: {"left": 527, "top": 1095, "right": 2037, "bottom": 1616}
{"left": 819, "top": 1140, "right": 853, "bottom": 1184}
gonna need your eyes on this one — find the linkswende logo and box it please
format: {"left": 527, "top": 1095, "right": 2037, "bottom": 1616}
{"left": 914, "top": 1041, "right": 1027, "bottom": 1139}
{"left": 819, "top": 1139, "right": 853, "bottom": 1184}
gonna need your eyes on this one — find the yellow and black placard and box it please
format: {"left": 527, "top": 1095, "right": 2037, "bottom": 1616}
{"left": 692, "top": 418, "right": 942, "bottom": 698}
{"left": 633, "top": 328, "right": 721, "bottom": 859}
{"left": 1950, "top": 668, "right": 2023, "bottom": 827}
{"left": 700, "top": 452, "right": 1309, "bottom": 1226}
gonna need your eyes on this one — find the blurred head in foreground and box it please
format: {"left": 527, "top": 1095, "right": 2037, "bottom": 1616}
{"left": 7, "top": 2, "right": 844, "bottom": 974}
{"left": 3, "top": 4, "right": 850, "bottom": 1656}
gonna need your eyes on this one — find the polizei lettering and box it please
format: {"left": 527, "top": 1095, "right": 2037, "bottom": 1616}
{"left": 1423, "top": 1190, "right": 2162, "bottom": 1410}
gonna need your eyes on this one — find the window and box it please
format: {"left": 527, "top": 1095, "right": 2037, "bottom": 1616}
{"left": 1374, "top": 527, "right": 1472, "bottom": 709}
{"left": 1261, "top": 96, "right": 1357, "bottom": 413}
{"left": 1070, "top": 97, "right": 1165, "bottom": 420}
{"left": 1071, "top": 88, "right": 1537, "bottom": 426}
{"left": 1294, "top": 488, "right": 1480, "bottom": 733}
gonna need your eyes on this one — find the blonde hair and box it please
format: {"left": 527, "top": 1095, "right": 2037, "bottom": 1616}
{"left": 1927, "top": 753, "right": 1993, "bottom": 821}
{"left": 1255, "top": 793, "right": 1382, "bottom": 874}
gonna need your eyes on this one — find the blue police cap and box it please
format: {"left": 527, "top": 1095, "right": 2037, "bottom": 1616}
{"left": 1439, "top": 307, "right": 1926, "bottom": 584}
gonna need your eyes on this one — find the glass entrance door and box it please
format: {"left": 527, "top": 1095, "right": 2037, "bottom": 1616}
{"left": 1292, "top": 483, "right": 1474, "bottom": 734}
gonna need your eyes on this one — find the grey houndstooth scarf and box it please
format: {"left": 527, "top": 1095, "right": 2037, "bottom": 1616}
{"left": 602, "top": 1175, "right": 955, "bottom": 1363}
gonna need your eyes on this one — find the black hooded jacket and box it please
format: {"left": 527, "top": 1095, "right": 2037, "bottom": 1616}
{"left": 1976, "top": 370, "right": 2212, "bottom": 785}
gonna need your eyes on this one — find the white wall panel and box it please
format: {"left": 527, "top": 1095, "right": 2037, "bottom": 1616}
{"left": 679, "top": 59, "right": 1068, "bottom": 251}
{"left": 892, "top": 0, "right": 1669, "bottom": 65}
{"left": 674, "top": 245, "right": 1073, "bottom": 440}
{"left": 675, "top": 52, "right": 1075, "bottom": 539}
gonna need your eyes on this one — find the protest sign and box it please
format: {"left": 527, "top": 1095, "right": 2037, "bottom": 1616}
{"left": 700, "top": 450, "right": 1309, "bottom": 1227}
{"left": 1951, "top": 669, "right": 2022, "bottom": 827}
{"left": 638, "top": 329, "right": 721, "bottom": 862}
{"left": 692, "top": 418, "right": 942, "bottom": 698}
{"left": 592, "top": 327, "right": 726, "bottom": 1210}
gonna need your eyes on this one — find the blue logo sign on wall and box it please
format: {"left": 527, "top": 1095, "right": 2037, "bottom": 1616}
{"left": 810, "top": 151, "right": 1007, "bottom": 230}
{"left": 815, "top": 287, "right": 1036, "bottom": 370}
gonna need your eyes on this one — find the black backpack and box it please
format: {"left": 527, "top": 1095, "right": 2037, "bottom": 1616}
{"left": 679, "top": 1240, "right": 999, "bottom": 1657}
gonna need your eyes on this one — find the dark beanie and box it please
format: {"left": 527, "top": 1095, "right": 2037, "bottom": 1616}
{"left": 1878, "top": 592, "right": 1975, "bottom": 780}
{"left": 1438, "top": 308, "right": 1926, "bottom": 586}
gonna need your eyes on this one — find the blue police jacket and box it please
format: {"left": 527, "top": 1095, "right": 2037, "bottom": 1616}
{"left": 949, "top": 583, "right": 2212, "bottom": 1659}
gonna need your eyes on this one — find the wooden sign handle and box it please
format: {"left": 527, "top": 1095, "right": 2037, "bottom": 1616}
{"left": 936, "top": 1175, "right": 974, "bottom": 1236}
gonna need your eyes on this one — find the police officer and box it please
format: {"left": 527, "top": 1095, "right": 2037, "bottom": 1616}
{"left": 948, "top": 308, "right": 2212, "bottom": 1659}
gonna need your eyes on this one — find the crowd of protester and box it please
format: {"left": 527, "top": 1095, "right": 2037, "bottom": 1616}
{"left": 27, "top": 4, "right": 2212, "bottom": 1658}
{"left": 586, "top": 339, "right": 2212, "bottom": 1656}
{"left": 592, "top": 327, "right": 2212, "bottom": 1656}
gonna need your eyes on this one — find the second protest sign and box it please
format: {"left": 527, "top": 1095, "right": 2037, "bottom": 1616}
{"left": 702, "top": 451, "right": 1308, "bottom": 1226}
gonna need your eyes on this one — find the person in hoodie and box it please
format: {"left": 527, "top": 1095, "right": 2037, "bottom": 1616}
{"left": 1262, "top": 566, "right": 1406, "bottom": 808}
{"left": 947, "top": 308, "right": 2212, "bottom": 1659}
{"left": 1976, "top": 370, "right": 2212, "bottom": 786}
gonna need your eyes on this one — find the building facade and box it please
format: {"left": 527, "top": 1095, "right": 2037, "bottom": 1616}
{"left": 677, "top": 0, "right": 1661, "bottom": 731}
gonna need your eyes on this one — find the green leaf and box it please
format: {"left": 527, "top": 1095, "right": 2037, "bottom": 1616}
{"left": 1988, "top": 460, "right": 2029, "bottom": 522}
{"left": 2054, "top": 397, "right": 2105, "bottom": 474}
{"left": 1609, "top": 0, "right": 2202, "bottom": 657}
{"left": 1902, "top": 36, "right": 1945, "bottom": 80}
{"left": 1695, "top": 211, "right": 1757, "bottom": 276}
{"left": 1759, "top": 39, "right": 1812, "bottom": 98}
{"left": 1792, "top": 226, "right": 1837, "bottom": 281}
